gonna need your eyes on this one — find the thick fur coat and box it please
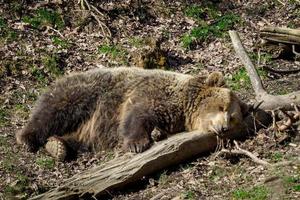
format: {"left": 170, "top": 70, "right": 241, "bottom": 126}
{"left": 16, "top": 67, "right": 246, "bottom": 160}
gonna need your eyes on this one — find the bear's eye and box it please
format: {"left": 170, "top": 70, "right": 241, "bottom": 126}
{"left": 218, "top": 106, "right": 223, "bottom": 111}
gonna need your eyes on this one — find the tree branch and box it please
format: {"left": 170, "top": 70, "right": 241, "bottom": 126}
{"left": 229, "top": 30, "right": 300, "bottom": 110}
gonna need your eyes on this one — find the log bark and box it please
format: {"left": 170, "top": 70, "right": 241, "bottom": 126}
{"left": 262, "top": 26, "right": 300, "bottom": 37}
{"left": 30, "top": 131, "right": 218, "bottom": 200}
{"left": 229, "top": 30, "right": 300, "bottom": 110}
{"left": 260, "top": 26, "right": 300, "bottom": 45}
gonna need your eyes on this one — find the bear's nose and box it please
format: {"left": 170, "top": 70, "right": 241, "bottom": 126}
{"left": 221, "top": 126, "right": 229, "bottom": 132}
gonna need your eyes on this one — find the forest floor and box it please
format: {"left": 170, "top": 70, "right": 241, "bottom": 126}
{"left": 0, "top": 0, "right": 300, "bottom": 199}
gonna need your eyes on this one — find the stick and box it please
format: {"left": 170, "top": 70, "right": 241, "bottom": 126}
{"left": 220, "top": 141, "right": 271, "bottom": 167}
{"left": 219, "top": 141, "right": 299, "bottom": 168}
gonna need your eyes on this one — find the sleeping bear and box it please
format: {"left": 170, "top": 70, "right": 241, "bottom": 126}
{"left": 16, "top": 67, "right": 247, "bottom": 160}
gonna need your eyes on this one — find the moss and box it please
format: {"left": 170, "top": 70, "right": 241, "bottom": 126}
{"left": 22, "top": 8, "right": 65, "bottom": 30}
{"left": 227, "top": 68, "right": 251, "bottom": 91}
{"left": 36, "top": 157, "right": 55, "bottom": 169}
{"left": 42, "top": 54, "right": 63, "bottom": 77}
{"left": 182, "top": 190, "right": 196, "bottom": 199}
{"left": 181, "top": 13, "right": 240, "bottom": 49}
{"left": 0, "top": 107, "right": 9, "bottom": 127}
{"left": 0, "top": 17, "right": 18, "bottom": 43}
{"left": 232, "top": 186, "right": 269, "bottom": 200}
{"left": 98, "top": 44, "right": 128, "bottom": 64}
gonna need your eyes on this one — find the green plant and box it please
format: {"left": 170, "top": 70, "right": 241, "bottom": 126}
{"left": 184, "top": 3, "right": 219, "bottom": 20}
{"left": 30, "top": 65, "right": 47, "bottom": 83}
{"left": 0, "top": 107, "right": 9, "bottom": 127}
{"left": 232, "top": 186, "right": 269, "bottom": 200}
{"left": 184, "top": 5, "right": 205, "bottom": 20}
{"left": 23, "top": 8, "right": 64, "bottom": 30}
{"left": 283, "top": 176, "right": 300, "bottom": 192}
{"left": 14, "top": 103, "right": 30, "bottom": 119}
{"left": 181, "top": 13, "right": 240, "bottom": 49}
{"left": 181, "top": 33, "right": 194, "bottom": 49}
{"left": 128, "top": 37, "right": 145, "bottom": 48}
{"left": 271, "top": 152, "right": 283, "bottom": 162}
{"left": 158, "top": 171, "right": 168, "bottom": 185}
{"left": 209, "top": 166, "right": 226, "bottom": 181}
{"left": 42, "top": 55, "right": 63, "bottom": 77}
{"left": 0, "top": 17, "right": 17, "bottom": 42}
{"left": 182, "top": 190, "right": 196, "bottom": 199}
{"left": 227, "top": 68, "right": 251, "bottom": 91}
{"left": 36, "top": 157, "right": 55, "bottom": 169}
{"left": 98, "top": 44, "right": 128, "bottom": 63}
{"left": 4, "top": 174, "right": 29, "bottom": 197}
{"left": 51, "top": 36, "right": 70, "bottom": 49}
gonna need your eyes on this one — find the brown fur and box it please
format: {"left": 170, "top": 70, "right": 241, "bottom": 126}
{"left": 16, "top": 67, "right": 247, "bottom": 159}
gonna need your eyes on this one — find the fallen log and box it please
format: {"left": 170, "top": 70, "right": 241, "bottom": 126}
{"left": 260, "top": 26, "right": 300, "bottom": 45}
{"left": 31, "top": 131, "right": 218, "bottom": 200}
{"left": 261, "top": 26, "right": 300, "bottom": 38}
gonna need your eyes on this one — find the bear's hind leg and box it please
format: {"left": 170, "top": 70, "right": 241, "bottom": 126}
{"left": 17, "top": 81, "right": 98, "bottom": 152}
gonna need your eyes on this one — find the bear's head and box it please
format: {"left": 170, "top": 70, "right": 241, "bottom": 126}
{"left": 184, "top": 72, "right": 248, "bottom": 136}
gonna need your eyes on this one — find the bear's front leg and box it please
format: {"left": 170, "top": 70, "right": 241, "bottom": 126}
{"left": 119, "top": 103, "right": 157, "bottom": 153}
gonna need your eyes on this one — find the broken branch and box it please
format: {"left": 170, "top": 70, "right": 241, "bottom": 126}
{"left": 220, "top": 140, "right": 271, "bottom": 167}
{"left": 229, "top": 30, "right": 300, "bottom": 110}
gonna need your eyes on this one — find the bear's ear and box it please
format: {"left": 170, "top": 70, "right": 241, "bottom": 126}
{"left": 205, "top": 71, "right": 225, "bottom": 87}
{"left": 239, "top": 100, "right": 250, "bottom": 117}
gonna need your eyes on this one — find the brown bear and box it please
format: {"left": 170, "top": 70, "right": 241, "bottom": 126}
{"left": 16, "top": 67, "right": 247, "bottom": 160}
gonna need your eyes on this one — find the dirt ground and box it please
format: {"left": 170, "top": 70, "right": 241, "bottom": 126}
{"left": 0, "top": 0, "right": 300, "bottom": 199}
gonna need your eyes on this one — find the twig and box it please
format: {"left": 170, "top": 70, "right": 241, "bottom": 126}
{"left": 234, "top": 140, "right": 271, "bottom": 166}
{"left": 78, "top": 0, "right": 111, "bottom": 38}
{"left": 277, "top": 110, "right": 293, "bottom": 131}
{"left": 45, "top": 26, "right": 64, "bottom": 38}
{"left": 292, "top": 104, "right": 300, "bottom": 119}
{"left": 292, "top": 45, "right": 300, "bottom": 56}
{"left": 276, "top": 0, "right": 285, "bottom": 6}
{"left": 219, "top": 140, "right": 300, "bottom": 168}
{"left": 219, "top": 141, "right": 271, "bottom": 167}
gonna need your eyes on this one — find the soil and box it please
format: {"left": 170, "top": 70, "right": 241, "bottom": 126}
{"left": 0, "top": 0, "right": 300, "bottom": 199}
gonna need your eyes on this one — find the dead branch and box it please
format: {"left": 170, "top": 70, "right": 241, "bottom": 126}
{"left": 229, "top": 30, "right": 300, "bottom": 110}
{"left": 219, "top": 141, "right": 299, "bottom": 168}
{"left": 277, "top": 110, "right": 293, "bottom": 131}
{"left": 78, "top": 0, "right": 111, "bottom": 38}
{"left": 220, "top": 140, "right": 271, "bottom": 167}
